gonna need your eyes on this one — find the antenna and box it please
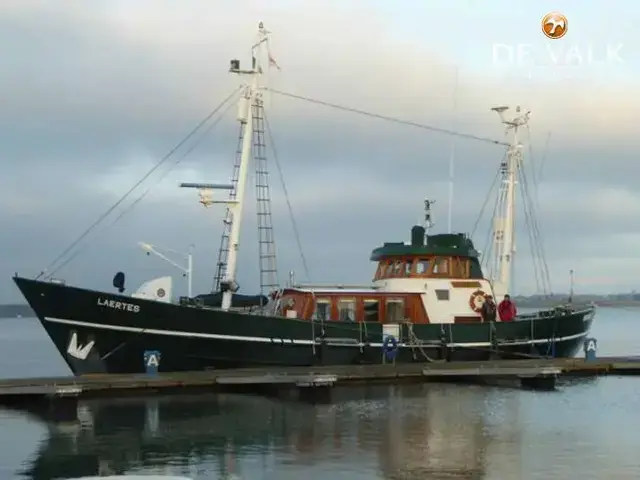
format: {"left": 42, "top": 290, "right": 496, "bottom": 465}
{"left": 424, "top": 198, "right": 435, "bottom": 235}
{"left": 491, "top": 105, "right": 509, "bottom": 124}
{"left": 447, "top": 67, "right": 459, "bottom": 234}
{"left": 492, "top": 105, "right": 531, "bottom": 137}
{"left": 568, "top": 269, "right": 574, "bottom": 304}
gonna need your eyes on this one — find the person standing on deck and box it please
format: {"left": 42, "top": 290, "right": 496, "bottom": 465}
{"left": 498, "top": 294, "right": 517, "bottom": 322}
{"left": 481, "top": 295, "right": 497, "bottom": 322}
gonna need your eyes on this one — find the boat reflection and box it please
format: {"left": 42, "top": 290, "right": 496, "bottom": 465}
{"left": 16, "top": 385, "right": 523, "bottom": 479}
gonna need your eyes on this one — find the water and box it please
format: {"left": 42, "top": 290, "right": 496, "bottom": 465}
{"left": 0, "top": 308, "right": 639, "bottom": 479}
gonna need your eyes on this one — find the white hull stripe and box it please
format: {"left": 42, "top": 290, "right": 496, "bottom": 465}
{"left": 43, "top": 317, "right": 588, "bottom": 349}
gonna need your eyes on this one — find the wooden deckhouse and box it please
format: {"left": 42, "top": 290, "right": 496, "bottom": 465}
{"left": 276, "top": 225, "right": 497, "bottom": 324}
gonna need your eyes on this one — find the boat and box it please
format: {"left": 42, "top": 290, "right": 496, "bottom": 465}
{"left": 12, "top": 23, "right": 595, "bottom": 375}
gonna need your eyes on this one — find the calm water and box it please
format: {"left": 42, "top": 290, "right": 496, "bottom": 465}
{"left": 0, "top": 308, "right": 639, "bottom": 479}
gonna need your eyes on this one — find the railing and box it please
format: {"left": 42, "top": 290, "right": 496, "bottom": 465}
{"left": 516, "top": 302, "right": 595, "bottom": 321}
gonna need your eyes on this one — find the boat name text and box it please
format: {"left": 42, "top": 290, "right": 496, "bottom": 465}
{"left": 97, "top": 298, "right": 140, "bottom": 313}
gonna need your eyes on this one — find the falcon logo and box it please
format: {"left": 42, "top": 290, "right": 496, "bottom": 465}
{"left": 67, "top": 332, "right": 95, "bottom": 360}
{"left": 542, "top": 12, "right": 568, "bottom": 40}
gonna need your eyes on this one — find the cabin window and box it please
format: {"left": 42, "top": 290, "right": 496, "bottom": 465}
{"left": 376, "top": 261, "right": 390, "bottom": 279}
{"left": 313, "top": 299, "right": 332, "bottom": 321}
{"left": 433, "top": 258, "right": 449, "bottom": 275}
{"left": 385, "top": 298, "right": 405, "bottom": 323}
{"left": 392, "top": 260, "right": 403, "bottom": 277}
{"left": 416, "top": 258, "right": 431, "bottom": 276}
{"left": 469, "top": 258, "right": 483, "bottom": 279}
{"left": 404, "top": 259, "right": 414, "bottom": 276}
{"left": 374, "top": 263, "right": 383, "bottom": 280}
{"left": 338, "top": 298, "right": 356, "bottom": 322}
{"left": 363, "top": 299, "right": 379, "bottom": 322}
{"left": 451, "top": 257, "right": 467, "bottom": 278}
{"left": 435, "top": 289, "right": 450, "bottom": 301}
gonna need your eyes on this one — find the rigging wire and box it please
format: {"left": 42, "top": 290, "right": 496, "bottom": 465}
{"left": 519, "top": 162, "right": 553, "bottom": 294}
{"left": 537, "top": 131, "right": 552, "bottom": 184}
{"left": 480, "top": 170, "right": 502, "bottom": 278}
{"left": 517, "top": 163, "right": 542, "bottom": 293}
{"left": 38, "top": 87, "right": 242, "bottom": 279}
{"left": 48, "top": 96, "right": 238, "bottom": 276}
{"left": 522, "top": 125, "right": 553, "bottom": 294}
{"left": 470, "top": 151, "right": 506, "bottom": 237}
{"left": 263, "top": 111, "right": 310, "bottom": 282}
{"left": 268, "top": 88, "right": 509, "bottom": 147}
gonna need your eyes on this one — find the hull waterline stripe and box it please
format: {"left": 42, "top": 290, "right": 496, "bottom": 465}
{"left": 43, "top": 317, "right": 588, "bottom": 348}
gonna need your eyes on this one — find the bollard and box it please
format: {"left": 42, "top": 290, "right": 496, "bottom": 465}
{"left": 583, "top": 338, "right": 597, "bottom": 361}
{"left": 143, "top": 350, "right": 161, "bottom": 375}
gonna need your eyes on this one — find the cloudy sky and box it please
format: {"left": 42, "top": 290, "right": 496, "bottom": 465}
{"left": 1, "top": 0, "right": 638, "bottom": 302}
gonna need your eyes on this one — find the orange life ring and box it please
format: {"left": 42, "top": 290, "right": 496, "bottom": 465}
{"left": 469, "top": 290, "right": 487, "bottom": 313}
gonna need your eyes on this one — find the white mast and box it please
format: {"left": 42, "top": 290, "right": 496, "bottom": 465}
{"left": 490, "top": 105, "right": 530, "bottom": 298}
{"left": 219, "top": 22, "right": 271, "bottom": 311}
{"left": 179, "top": 23, "right": 271, "bottom": 311}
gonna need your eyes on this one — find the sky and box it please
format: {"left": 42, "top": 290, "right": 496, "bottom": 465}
{"left": 1, "top": 0, "right": 639, "bottom": 302}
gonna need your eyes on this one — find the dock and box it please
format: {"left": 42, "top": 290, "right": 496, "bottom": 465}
{"left": 0, "top": 356, "right": 638, "bottom": 408}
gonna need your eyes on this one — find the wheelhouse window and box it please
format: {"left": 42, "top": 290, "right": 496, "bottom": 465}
{"left": 385, "top": 298, "right": 405, "bottom": 323}
{"left": 375, "top": 261, "right": 390, "bottom": 280}
{"left": 433, "top": 257, "right": 449, "bottom": 275}
{"left": 313, "top": 298, "right": 332, "bottom": 321}
{"left": 404, "top": 259, "right": 414, "bottom": 276}
{"left": 392, "top": 260, "right": 403, "bottom": 277}
{"left": 363, "top": 299, "right": 379, "bottom": 322}
{"left": 338, "top": 298, "right": 356, "bottom": 322}
{"left": 416, "top": 258, "right": 431, "bottom": 276}
{"left": 451, "top": 257, "right": 469, "bottom": 278}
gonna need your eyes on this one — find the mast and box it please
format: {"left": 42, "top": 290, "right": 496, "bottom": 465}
{"left": 218, "top": 22, "right": 271, "bottom": 311}
{"left": 490, "top": 105, "right": 531, "bottom": 297}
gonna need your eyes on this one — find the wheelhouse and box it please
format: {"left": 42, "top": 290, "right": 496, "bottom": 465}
{"left": 371, "top": 226, "right": 484, "bottom": 281}
{"left": 274, "top": 225, "right": 498, "bottom": 325}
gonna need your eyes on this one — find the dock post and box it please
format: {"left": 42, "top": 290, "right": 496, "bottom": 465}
{"left": 520, "top": 375, "right": 556, "bottom": 391}
{"left": 143, "top": 350, "right": 161, "bottom": 375}
{"left": 583, "top": 338, "right": 597, "bottom": 361}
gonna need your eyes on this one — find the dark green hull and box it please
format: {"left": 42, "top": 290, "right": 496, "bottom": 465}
{"left": 14, "top": 276, "right": 595, "bottom": 375}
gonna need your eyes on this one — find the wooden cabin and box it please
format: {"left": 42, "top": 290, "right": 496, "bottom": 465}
{"left": 275, "top": 225, "right": 498, "bottom": 325}
{"left": 274, "top": 288, "right": 429, "bottom": 323}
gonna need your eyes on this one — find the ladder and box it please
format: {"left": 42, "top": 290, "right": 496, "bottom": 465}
{"left": 213, "top": 122, "right": 245, "bottom": 292}
{"left": 213, "top": 95, "right": 279, "bottom": 302}
{"left": 252, "top": 96, "right": 279, "bottom": 298}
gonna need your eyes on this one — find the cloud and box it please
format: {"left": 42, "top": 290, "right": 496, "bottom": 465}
{"left": 1, "top": 1, "right": 639, "bottom": 301}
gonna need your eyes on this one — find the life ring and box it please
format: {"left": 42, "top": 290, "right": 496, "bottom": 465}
{"left": 469, "top": 290, "right": 488, "bottom": 313}
{"left": 383, "top": 335, "right": 398, "bottom": 360}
